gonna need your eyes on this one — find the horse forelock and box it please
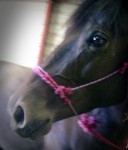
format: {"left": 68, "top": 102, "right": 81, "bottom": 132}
{"left": 66, "top": 0, "right": 128, "bottom": 39}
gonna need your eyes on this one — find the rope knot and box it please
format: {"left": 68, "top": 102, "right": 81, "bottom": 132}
{"left": 120, "top": 63, "right": 128, "bottom": 74}
{"left": 55, "top": 86, "right": 72, "bottom": 104}
{"left": 78, "top": 114, "right": 97, "bottom": 133}
{"left": 55, "top": 86, "right": 72, "bottom": 95}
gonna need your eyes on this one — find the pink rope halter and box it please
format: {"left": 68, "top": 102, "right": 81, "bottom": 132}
{"left": 33, "top": 62, "right": 128, "bottom": 150}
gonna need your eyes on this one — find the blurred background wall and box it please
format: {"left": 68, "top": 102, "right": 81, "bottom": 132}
{"left": 0, "top": 0, "right": 83, "bottom": 67}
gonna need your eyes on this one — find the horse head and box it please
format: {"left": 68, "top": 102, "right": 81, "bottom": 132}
{"left": 8, "top": 0, "right": 128, "bottom": 139}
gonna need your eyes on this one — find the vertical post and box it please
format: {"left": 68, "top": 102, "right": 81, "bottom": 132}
{"left": 37, "top": 0, "right": 53, "bottom": 65}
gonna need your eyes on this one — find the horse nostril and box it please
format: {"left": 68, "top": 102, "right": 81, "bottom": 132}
{"left": 14, "top": 106, "right": 24, "bottom": 125}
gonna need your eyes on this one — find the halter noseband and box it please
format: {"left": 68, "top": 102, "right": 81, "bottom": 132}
{"left": 33, "top": 62, "right": 128, "bottom": 150}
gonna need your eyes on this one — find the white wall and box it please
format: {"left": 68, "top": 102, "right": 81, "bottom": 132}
{"left": 0, "top": 0, "right": 47, "bottom": 67}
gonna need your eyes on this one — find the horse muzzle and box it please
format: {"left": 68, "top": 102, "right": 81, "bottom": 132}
{"left": 12, "top": 105, "right": 52, "bottom": 139}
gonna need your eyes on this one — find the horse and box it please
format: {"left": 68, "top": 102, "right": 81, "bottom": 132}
{"left": 1, "top": 0, "right": 128, "bottom": 149}
{"left": 1, "top": 62, "right": 127, "bottom": 150}
{"left": 0, "top": 60, "right": 127, "bottom": 150}
{"left": 0, "top": 61, "right": 44, "bottom": 150}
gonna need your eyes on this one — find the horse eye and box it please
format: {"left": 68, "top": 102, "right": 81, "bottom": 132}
{"left": 88, "top": 34, "right": 107, "bottom": 47}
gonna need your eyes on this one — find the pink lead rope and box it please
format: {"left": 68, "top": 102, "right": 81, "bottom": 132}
{"left": 33, "top": 63, "right": 128, "bottom": 150}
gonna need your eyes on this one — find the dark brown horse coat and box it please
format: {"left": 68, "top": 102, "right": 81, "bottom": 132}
{"left": 1, "top": 0, "right": 128, "bottom": 149}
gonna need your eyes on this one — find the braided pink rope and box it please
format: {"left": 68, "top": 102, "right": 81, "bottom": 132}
{"left": 33, "top": 62, "right": 128, "bottom": 150}
{"left": 72, "top": 62, "right": 128, "bottom": 91}
{"left": 120, "top": 63, "right": 128, "bottom": 74}
{"left": 33, "top": 66, "right": 78, "bottom": 115}
{"left": 78, "top": 114, "right": 127, "bottom": 150}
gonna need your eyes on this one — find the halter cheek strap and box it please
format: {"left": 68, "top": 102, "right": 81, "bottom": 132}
{"left": 33, "top": 66, "right": 78, "bottom": 115}
{"left": 33, "top": 62, "right": 128, "bottom": 150}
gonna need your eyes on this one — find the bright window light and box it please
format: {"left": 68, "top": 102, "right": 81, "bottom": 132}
{"left": 0, "top": 0, "right": 47, "bottom": 68}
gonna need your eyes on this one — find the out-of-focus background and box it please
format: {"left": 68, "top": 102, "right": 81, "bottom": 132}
{"left": 0, "top": 0, "right": 83, "bottom": 67}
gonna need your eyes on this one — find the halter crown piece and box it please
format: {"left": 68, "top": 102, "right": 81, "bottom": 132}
{"left": 33, "top": 62, "right": 128, "bottom": 150}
